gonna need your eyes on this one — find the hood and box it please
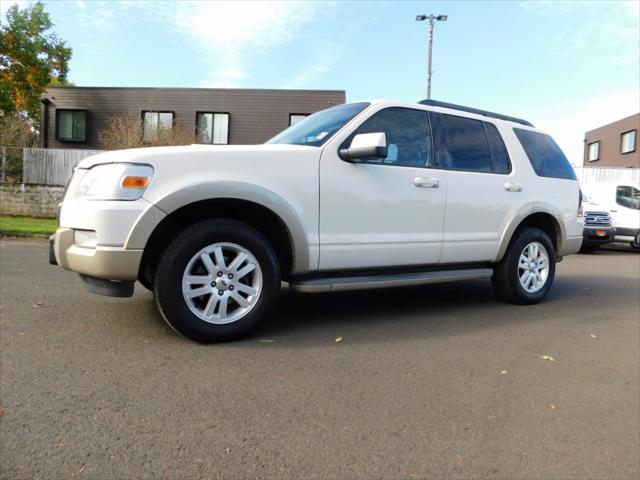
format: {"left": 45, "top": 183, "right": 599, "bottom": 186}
{"left": 76, "top": 143, "right": 320, "bottom": 169}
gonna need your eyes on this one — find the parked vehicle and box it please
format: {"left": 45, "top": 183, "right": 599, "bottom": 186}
{"left": 50, "top": 99, "right": 583, "bottom": 342}
{"left": 583, "top": 182, "right": 640, "bottom": 249}
{"left": 580, "top": 196, "right": 615, "bottom": 252}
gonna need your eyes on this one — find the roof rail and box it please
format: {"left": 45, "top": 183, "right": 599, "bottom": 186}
{"left": 418, "top": 99, "right": 534, "bottom": 127}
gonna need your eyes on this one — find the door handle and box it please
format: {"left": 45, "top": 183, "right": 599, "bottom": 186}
{"left": 414, "top": 177, "right": 440, "bottom": 188}
{"left": 504, "top": 182, "right": 522, "bottom": 192}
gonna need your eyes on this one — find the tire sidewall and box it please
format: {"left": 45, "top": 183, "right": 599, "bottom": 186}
{"left": 508, "top": 228, "right": 556, "bottom": 303}
{"left": 155, "top": 220, "right": 280, "bottom": 343}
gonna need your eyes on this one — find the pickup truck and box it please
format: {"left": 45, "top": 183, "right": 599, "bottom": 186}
{"left": 50, "top": 99, "right": 583, "bottom": 342}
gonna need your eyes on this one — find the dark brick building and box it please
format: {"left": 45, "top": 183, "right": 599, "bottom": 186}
{"left": 40, "top": 86, "right": 346, "bottom": 149}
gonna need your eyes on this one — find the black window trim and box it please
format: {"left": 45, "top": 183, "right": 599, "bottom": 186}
{"left": 620, "top": 129, "right": 637, "bottom": 155}
{"left": 337, "top": 106, "right": 438, "bottom": 170}
{"left": 289, "top": 113, "right": 310, "bottom": 127}
{"left": 482, "top": 121, "right": 513, "bottom": 175}
{"left": 55, "top": 108, "right": 88, "bottom": 143}
{"left": 195, "top": 111, "right": 231, "bottom": 145}
{"left": 587, "top": 140, "right": 600, "bottom": 162}
{"left": 435, "top": 112, "right": 512, "bottom": 175}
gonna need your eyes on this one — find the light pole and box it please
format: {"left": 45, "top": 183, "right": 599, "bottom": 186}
{"left": 416, "top": 14, "right": 447, "bottom": 100}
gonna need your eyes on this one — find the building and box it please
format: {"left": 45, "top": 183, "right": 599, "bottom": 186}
{"left": 583, "top": 113, "right": 640, "bottom": 168}
{"left": 40, "top": 86, "right": 346, "bottom": 149}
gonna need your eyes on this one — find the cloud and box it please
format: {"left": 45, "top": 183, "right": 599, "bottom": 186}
{"left": 526, "top": 90, "right": 640, "bottom": 166}
{"left": 520, "top": 1, "right": 639, "bottom": 67}
{"left": 1, "top": 0, "right": 30, "bottom": 17}
{"left": 154, "top": 1, "right": 328, "bottom": 88}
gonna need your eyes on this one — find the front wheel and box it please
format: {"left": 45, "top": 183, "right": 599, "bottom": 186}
{"left": 154, "top": 219, "right": 281, "bottom": 343}
{"left": 492, "top": 227, "right": 556, "bottom": 304}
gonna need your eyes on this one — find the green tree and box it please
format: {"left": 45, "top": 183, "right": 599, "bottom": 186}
{"left": 0, "top": 1, "right": 72, "bottom": 126}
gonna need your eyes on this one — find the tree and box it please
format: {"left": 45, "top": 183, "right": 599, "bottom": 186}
{"left": 99, "top": 114, "right": 196, "bottom": 150}
{"left": 0, "top": 113, "right": 39, "bottom": 181}
{"left": 0, "top": 1, "right": 72, "bottom": 126}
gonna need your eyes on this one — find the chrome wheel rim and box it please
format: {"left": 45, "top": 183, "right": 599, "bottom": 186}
{"left": 518, "top": 241, "right": 550, "bottom": 294}
{"left": 182, "top": 242, "right": 263, "bottom": 324}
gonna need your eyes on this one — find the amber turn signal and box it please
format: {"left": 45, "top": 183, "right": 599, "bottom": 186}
{"left": 122, "top": 176, "right": 150, "bottom": 189}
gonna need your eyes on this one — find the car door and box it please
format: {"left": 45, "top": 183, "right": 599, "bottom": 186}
{"left": 431, "top": 113, "right": 526, "bottom": 263}
{"left": 318, "top": 106, "right": 446, "bottom": 271}
{"left": 612, "top": 185, "right": 640, "bottom": 233}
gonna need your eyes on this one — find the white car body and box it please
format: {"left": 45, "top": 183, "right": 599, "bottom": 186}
{"left": 582, "top": 182, "right": 640, "bottom": 246}
{"left": 51, "top": 99, "right": 584, "bottom": 341}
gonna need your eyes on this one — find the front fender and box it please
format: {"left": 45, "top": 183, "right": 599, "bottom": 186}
{"left": 125, "top": 181, "right": 313, "bottom": 273}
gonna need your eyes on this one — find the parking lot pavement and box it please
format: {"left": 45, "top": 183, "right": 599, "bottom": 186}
{"left": 0, "top": 238, "right": 638, "bottom": 480}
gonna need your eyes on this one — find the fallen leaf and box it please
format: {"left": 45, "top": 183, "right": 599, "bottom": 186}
{"left": 335, "top": 336, "right": 343, "bottom": 343}
{"left": 541, "top": 355, "right": 555, "bottom": 362}
{"left": 259, "top": 339, "right": 274, "bottom": 344}
{"left": 590, "top": 334, "right": 598, "bottom": 338}
{"left": 549, "top": 404, "right": 557, "bottom": 410}
{"left": 33, "top": 301, "right": 44, "bottom": 308}
{"left": 0, "top": 407, "right": 5, "bottom": 417}
{"left": 500, "top": 370, "right": 507, "bottom": 375}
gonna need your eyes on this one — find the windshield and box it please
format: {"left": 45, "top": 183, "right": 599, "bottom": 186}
{"left": 267, "top": 102, "right": 370, "bottom": 147}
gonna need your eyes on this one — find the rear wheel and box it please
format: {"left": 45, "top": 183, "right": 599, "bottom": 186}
{"left": 492, "top": 227, "right": 556, "bottom": 304}
{"left": 154, "top": 219, "right": 281, "bottom": 342}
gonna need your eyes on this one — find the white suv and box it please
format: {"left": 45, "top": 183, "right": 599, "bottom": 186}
{"left": 50, "top": 100, "right": 583, "bottom": 342}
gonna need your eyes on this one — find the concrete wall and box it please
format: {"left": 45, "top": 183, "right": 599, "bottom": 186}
{"left": 0, "top": 184, "right": 64, "bottom": 218}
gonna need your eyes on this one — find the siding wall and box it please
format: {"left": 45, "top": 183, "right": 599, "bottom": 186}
{"left": 42, "top": 87, "right": 346, "bottom": 150}
{"left": 583, "top": 113, "right": 640, "bottom": 168}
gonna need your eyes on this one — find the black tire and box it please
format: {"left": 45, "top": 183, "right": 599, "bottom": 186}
{"left": 492, "top": 227, "right": 556, "bottom": 305}
{"left": 154, "top": 219, "right": 281, "bottom": 343}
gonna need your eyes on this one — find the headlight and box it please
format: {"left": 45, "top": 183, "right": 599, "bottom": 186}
{"left": 75, "top": 163, "right": 154, "bottom": 201}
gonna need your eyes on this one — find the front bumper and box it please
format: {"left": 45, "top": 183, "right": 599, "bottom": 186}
{"left": 52, "top": 227, "right": 143, "bottom": 281}
{"left": 582, "top": 226, "right": 616, "bottom": 245}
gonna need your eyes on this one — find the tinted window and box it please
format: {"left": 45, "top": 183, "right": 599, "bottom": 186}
{"left": 514, "top": 128, "right": 576, "bottom": 180}
{"left": 442, "top": 114, "right": 492, "bottom": 172}
{"left": 267, "top": 102, "right": 370, "bottom": 147}
{"left": 345, "top": 107, "right": 432, "bottom": 167}
{"left": 484, "top": 122, "right": 511, "bottom": 174}
{"left": 616, "top": 185, "right": 640, "bottom": 210}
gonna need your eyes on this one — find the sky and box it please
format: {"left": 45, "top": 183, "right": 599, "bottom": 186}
{"left": 1, "top": 0, "right": 639, "bottom": 164}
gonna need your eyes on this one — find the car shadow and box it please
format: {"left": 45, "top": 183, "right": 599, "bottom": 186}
{"left": 138, "top": 263, "right": 636, "bottom": 347}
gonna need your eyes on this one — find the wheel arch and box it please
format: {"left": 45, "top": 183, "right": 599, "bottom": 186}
{"left": 495, "top": 210, "right": 563, "bottom": 262}
{"left": 127, "top": 182, "right": 312, "bottom": 283}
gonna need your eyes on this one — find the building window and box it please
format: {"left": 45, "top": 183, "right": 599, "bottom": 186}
{"left": 56, "top": 109, "right": 87, "bottom": 142}
{"left": 588, "top": 141, "right": 600, "bottom": 162}
{"left": 621, "top": 130, "right": 636, "bottom": 154}
{"left": 196, "top": 112, "right": 229, "bottom": 144}
{"left": 142, "top": 111, "right": 174, "bottom": 142}
{"left": 289, "top": 114, "right": 308, "bottom": 126}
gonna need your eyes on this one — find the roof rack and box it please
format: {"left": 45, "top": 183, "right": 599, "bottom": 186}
{"left": 418, "top": 99, "right": 534, "bottom": 127}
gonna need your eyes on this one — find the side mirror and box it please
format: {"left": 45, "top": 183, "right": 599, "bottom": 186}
{"left": 339, "top": 132, "right": 387, "bottom": 162}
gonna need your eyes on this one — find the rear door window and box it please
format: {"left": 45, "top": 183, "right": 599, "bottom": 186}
{"left": 514, "top": 128, "right": 576, "bottom": 180}
{"left": 440, "top": 114, "right": 492, "bottom": 172}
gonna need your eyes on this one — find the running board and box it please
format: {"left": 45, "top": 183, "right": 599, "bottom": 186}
{"left": 289, "top": 268, "right": 494, "bottom": 293}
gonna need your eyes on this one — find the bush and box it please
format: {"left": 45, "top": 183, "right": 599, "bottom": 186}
{"left": 99, "top": 114, "right": 195, "bottom": 150}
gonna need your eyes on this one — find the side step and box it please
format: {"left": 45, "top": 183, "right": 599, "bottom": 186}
{"left": 289, "top": 268, "right": 493, "bottom": 293}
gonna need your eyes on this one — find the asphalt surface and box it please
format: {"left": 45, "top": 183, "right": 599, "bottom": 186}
{"left": 1, "top": 238, "right": 639, "bottom": 480}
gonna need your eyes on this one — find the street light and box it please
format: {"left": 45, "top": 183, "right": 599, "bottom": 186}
{"left": 416, "top": 14, "right": 448, "bottom": 100}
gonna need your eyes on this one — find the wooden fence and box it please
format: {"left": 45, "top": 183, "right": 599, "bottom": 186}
{"left": 23, "top": 148, "right": 104, "bottom": 186}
